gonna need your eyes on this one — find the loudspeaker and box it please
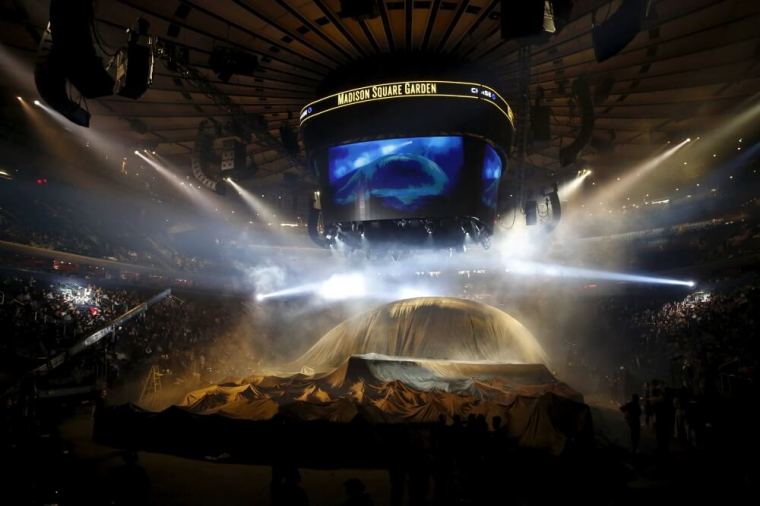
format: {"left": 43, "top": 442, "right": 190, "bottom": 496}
{"left": 282, "top": 172, "right": 300, "bottom": 185}
{"left": 541, "top": 190, "right": 562, "bottom": 232}
{"left": 340, "top": 0, "right": 379, "bottom": 19}
{"left": 191, "top": 155, "right": 224, "bottom": 194}
{"left": 501, "top": 1, "right": 574, "bottom": 40}
{"left": 501, "top": 0, "right": 546, "bottom": 40}
{"left": 593, "top": 74, "right": 616, "bottom": 104}
{"left": 548, "top": 190, "right": 561, "bottom": 222}
{"left": 48, "top": 0, "right": 115, "bottom": 98}
{"left": 592, "top": 0, "right": 648, "bottom": 62}
{"left": 552, "top": 0, "right": 575, "bottom": 32}
{"left": 279, "top": 124, "right": 299, "bottom": 155}
{"left": 525, "top": 200, "right": 538, "bottom": 226}
{"left": 221, "top": 139, "right": 246, "bottom": 172}
{"left": 531, "top": 105, "right": 551, "bottom": 143}
{"left": 35, "top": 23, "right": 90, "bottom": 126}
{"left": 559, "top": 76, "right": 594, "bottom": 167}
{"left": 209, "top": 46, "right": 258, "bottom": 83}
{"left": 116, "top": 19, "right": 155, "bottom": 99}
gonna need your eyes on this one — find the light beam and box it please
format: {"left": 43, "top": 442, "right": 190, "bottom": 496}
{"left": 558, "top": 168, "right": 592, "bottom": 200}
{"left": 504, "top": 259, "right": 695, "bottom": 287}
{"left": 136, "top": 152, "right": 221, "bottom": 213}
{"left": 594, "top": 138, "right": 691, "bottom": 205}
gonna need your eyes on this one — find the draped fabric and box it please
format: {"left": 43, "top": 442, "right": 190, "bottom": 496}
{"left": 101, "top": 298, "right": 589, "bottom": 457}
{"left": 289, "top": 297, "right": 548, "bottom": 372}
{"left": 174, "top": 354, "right": 588, "bottom": 454}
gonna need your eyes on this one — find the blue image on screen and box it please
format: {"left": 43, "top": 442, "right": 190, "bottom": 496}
{"left": 328, "top": 136, "right": 464, "bottom": 212}
{"left": 481, "top": 143, "right": 502, "bottom": 208}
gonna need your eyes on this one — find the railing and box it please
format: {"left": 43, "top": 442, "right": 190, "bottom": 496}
{"left": 31, "top": 288, "right": 172, "bottom": 375}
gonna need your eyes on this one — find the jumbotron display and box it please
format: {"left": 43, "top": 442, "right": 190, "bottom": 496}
{"left": 329, "top": 136, "right": 464, "bottom": 217}
{"left": 321, "top": 135, "right": 503, "bottom": 223}
{"left": 301, "top": 79, "right": 514, "bottom": 252}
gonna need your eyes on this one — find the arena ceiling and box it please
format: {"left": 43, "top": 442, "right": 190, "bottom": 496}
{"left": 1, "top": 0, "right": 759, "bottom": 182}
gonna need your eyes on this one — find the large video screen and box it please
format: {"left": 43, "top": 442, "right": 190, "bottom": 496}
{"left": 481, "top": 143, "right": 502, "bottom": 209}
{"left": 328, "top": 136, "right": 464, "bottom": 217}
{"left": 321, "top": 135, "right": 503, "bottom": 223}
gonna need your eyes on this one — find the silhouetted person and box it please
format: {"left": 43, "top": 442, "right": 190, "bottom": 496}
{"left": 341, "top": 478, "right": 374, "bottom": 506}
{"left": 109, "top": 450, "right": 149, "bottom": 506}
{"left": 653, "top": 388, "right": 674, "bottom": 455}
{"left": 272, "top": 465, "right": 309, "bottom": 506}
{"left": 408, "top": 429, "right": 431, "bottom": 505}
{"left": 387, "top": 426, "right": 409, "bottom": 506}
{"left": 674, "top": 395, "right": 688, "bottom": 443}
{"left": 620, "top": 394, "right": 642, "bottom": 453}
{"left": 643, "top": 382, "right": 654, "bottom": 427}
{"left": 388, "top": 464, "right": 406, "bottom": 506}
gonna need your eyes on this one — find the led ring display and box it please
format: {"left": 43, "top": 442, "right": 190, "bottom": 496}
{"left": 300, "top": 80, "right": 515, "bottom": 129}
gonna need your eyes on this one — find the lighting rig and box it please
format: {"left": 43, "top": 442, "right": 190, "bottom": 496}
{"left": 35, "top": 0, "right": 155, "bottom": 127}
{"left": 157, "top": 41, "right": 304, "bottom": 192}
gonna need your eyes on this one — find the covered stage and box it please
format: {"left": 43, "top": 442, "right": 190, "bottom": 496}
{"left": 96, "top": 298, "right": 592, "bottom": 463}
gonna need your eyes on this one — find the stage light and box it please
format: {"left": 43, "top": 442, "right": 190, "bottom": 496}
{"left": 34, "top": 100, "right": 41, "bottom": 106}
{"left": 16, "top": 96, "right": 23, "bottom": 102}
{"left": 319, "top": 273, "right": 366, "bottom": 300}
{"left": 559, "top": 168, "right": 593, "bottom": 199}
{"left": 134, "top": 150, "right": 139, "bottom": 155}
{"left": 504, "top": 259, "right": 696, "bottom": 287}
{"left": 258, "top": 270, "right": 370, "bottom": 302}
{"left": 398, "top": 286, "right": 431, "bottom": 299}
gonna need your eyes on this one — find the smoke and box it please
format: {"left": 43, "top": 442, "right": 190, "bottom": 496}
{"left": 9, "top": 78, "right": 757, "bottom": 398}
{"left": 240, "top": 130, "right": 757, "bottom": 385}
{"left": 245, "top": 263, "right": 289, "bottom": 295}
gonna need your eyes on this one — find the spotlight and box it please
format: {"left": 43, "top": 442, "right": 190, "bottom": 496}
{"left": 34, "top": 100, "right": 41, "bottom": 106}
{"left": 16, "top": 96, "right": 23, "bottom": 102}
{"left": 504, "top": 259, "right": 697, "bottom": 287}
{"left": 134, "top": 150, "right": 139, "bottom": 155}
{"left": 559, "top": 168, "right": 593, "bottom": 200}
{"left": 319, "top": 273, "right": 366, "bottom": 300}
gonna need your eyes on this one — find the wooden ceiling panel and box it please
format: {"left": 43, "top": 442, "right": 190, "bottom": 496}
{"left": 0, "top": 0, "right": 756, "bottom": 179}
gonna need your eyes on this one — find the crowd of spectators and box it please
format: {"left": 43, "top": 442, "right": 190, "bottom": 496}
{"left": 0, "top": 185, "right": 220, "bottom": 274}
{"left": 0, "top": 274, "right": 141, "bottom": 360}
{"left": 2, "top": 266, "right": 759, "bottom": 503}
{"left": 562, "top": 273, "right": 758, "bottom": 401}
{"left": 626, "top": 280, "right": 758, "bottom": 398}
{"left": 0, "top": 273, "right": 259, "bottom": 404}
{"left": 105, "top": 293, "right": 258, "bottom": 394}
